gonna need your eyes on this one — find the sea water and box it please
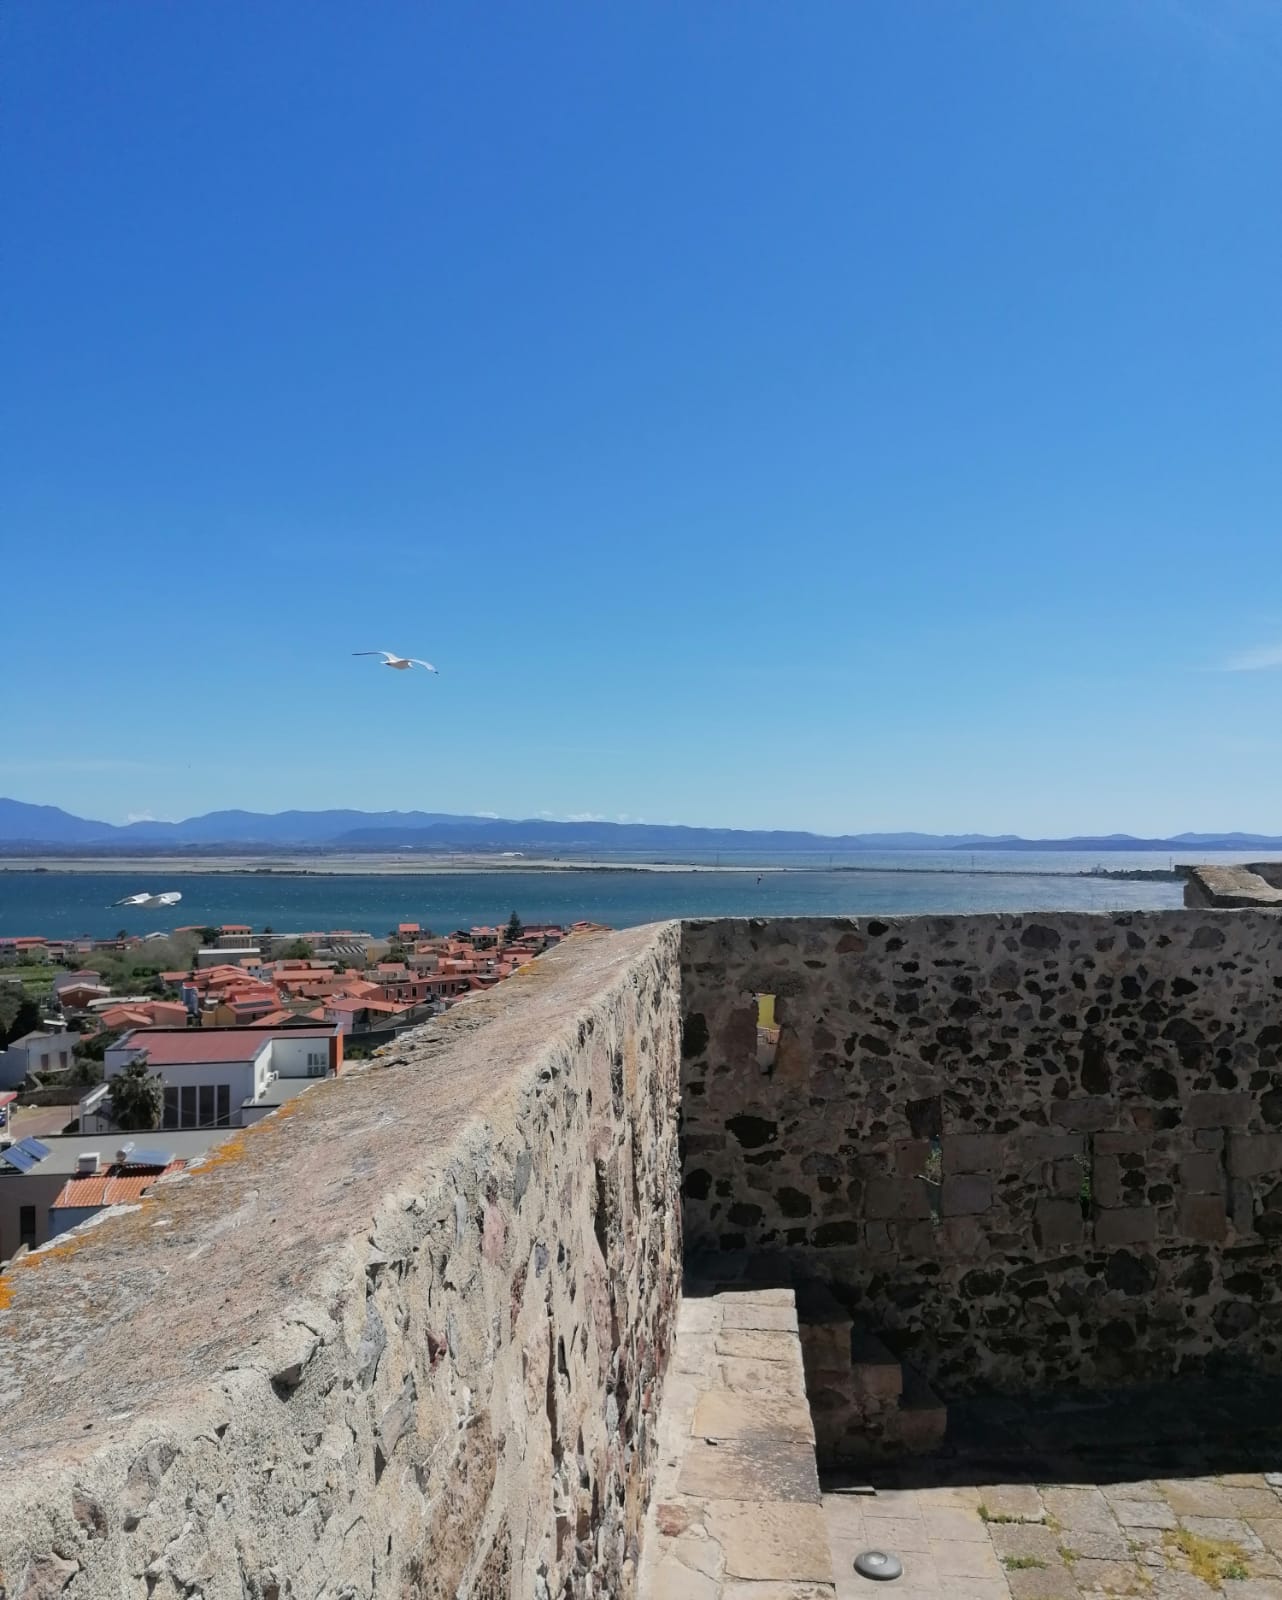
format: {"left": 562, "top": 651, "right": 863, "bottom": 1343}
{"left": 2, "top": 849, "right": 1270, "bottom": 939}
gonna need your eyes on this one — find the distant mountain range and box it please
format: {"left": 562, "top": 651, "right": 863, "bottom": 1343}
{"left": 1, "top": 798, "right": 1280, "bottom": 857}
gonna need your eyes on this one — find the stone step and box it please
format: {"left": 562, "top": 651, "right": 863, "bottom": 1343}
{"left": 850, "top": 1330, "right": 903, "bottom": 1401}
{"left": 894, "top": 1361, "right": 947, "bottom": 1455}
{"left": 796, "top": 1280, "right": 853, "bottom": 1374}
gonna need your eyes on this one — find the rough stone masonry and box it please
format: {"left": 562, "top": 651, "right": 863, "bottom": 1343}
{"left": 7, "top": 910, "right": 1282, "bottom": 1597}
{"left": 0, "top": 925, "right": 683, "bottom": 1600}
{"left": 680, "top": 911, "right": 1282, "bottom": 1394}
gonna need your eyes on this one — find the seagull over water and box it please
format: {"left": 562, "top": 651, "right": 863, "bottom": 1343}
{"left": 353, "top": 650, "right": 439, "bottom": 674}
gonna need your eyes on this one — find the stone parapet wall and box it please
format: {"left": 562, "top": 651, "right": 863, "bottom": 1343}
{"left": 680, "top": 912, "right": 1282, "bottom": 1393}
{"left": 0, "top": 924, "right": 684, "bottom": 1600}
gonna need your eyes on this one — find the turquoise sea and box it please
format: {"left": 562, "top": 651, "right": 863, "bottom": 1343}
{"left": 2, "top": 850, "right": 1277, "bottom": 939}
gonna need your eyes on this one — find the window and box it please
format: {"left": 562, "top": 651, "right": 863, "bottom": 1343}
{"left": 199, "top": 1085, "right": 215, "bottom": 1127}
{"left": 216, "top": 1085, "right": 230, "bottom": 1126}
{"left": 60, "top": 1051, "right": 69, "bottom": 1070}
{"left": 162, "top": 1087, "right": 180, "bottom": 1130}
{"left": 19, "top": 1206, "right": 36, "bottom": 1249}
{"left": 180, "top": 1085, "right": 198, "bottom": 1129}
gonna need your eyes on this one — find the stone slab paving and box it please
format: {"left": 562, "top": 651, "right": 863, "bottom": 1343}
{"left": 823, "top": 1380, "right": 1282, "bottom": 1600}
{"left": 638, "top": 1283, "right": 837, "bottom": 1599}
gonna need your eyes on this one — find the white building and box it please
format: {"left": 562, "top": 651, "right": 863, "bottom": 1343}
{"left": 94, "top": 1027, "right": 339, "bottom": 1131}
{"left": 195, "top": 946, "right": 261, "bottom": 969}
{"left": 0, "top": 1028, "right": 73, "bottom": 1090}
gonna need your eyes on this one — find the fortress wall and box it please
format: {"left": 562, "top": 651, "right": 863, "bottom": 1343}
{"left": 0, "top": 924, "right": 684, "bottom": 1600}
{"left": 680, "top": 912, "right": 1282, "bottom": 1391}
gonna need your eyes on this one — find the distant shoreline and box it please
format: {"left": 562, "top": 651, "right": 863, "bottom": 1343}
{"left": 0, "top": 853, "right": 1182, "bottom": 882}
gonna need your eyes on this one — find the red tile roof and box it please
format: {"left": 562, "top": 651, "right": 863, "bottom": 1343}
{"left": 51, "top": 1163, "right": 180, "bottom": 1211}
{"left": 102, "top": 1007, "right": 154, "bottom": 1030}
{"left": 119, "top": 1027, "right": 333, "bottom": 1064}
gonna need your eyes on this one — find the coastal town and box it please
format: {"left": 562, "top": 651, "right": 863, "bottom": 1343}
{"left": 0, "top": 913, "right": 600, "bottom": 1263}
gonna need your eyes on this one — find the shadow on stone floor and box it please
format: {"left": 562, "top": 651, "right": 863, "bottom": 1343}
{"left": 823, "top": 1372, "right": 1282, "bottom": 1493}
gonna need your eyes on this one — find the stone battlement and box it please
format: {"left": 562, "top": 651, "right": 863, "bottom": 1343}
{"left": 4, "top": 910, "right": 1282, "bottom": 1596}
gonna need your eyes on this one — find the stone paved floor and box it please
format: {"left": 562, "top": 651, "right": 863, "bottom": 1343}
{"left": 823, "top": 1377, "right": 1282, "bottom": 1600}
{"left": 639, "top": 1283, "right": 836, "bottom": 1597}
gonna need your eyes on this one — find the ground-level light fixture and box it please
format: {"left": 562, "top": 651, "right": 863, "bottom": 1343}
{"left": 854, "top": 1549, "right": 903, "bottom": 1581}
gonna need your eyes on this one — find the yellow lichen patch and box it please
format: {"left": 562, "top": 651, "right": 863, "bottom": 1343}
{"left": 1163, "top": 1528, "right": 1251, "bottom": 1589}
{"left": 0, "top": 1225, "right": 100, "bottom": 1315}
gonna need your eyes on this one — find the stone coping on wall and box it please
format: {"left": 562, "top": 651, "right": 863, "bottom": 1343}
{"left": 1183, "top": 865, "right": 1282, "bottom": 909}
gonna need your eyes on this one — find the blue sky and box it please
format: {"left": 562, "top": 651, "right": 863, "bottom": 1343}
{"left": 3, "top": 2, "right": 1281, "bottom": 836}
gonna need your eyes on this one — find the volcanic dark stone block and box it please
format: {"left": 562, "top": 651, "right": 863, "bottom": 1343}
{"left": 941, "top": 1175, "right": 992, "bottom": 1217}
{"left": 1035, "top": 1199, "right": 1084, "bottom": 1249}
{"left": 1229, "top": 1134, "right": 1282, "bottom": 1178}
{"left": 1178, "top": 1193, "right": 1227, "bottom": 1243}
{"left": 1094, "top": 1207, "right": 1158, "bottom": 1246}
{"left": 943, "top": 1134, "right": 1004, "bottom": 1174}
{"left": 1187, "top": 1093, "right": 1254, "bottom": 1129}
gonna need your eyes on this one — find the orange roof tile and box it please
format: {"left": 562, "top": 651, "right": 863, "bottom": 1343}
{"left": 51, "top": 1163, "right": 180, "bottom": 1211}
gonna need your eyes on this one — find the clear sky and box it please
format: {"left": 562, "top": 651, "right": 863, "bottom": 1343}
{"left": 3, "top": 2, "right": 1281, "bottom": 837}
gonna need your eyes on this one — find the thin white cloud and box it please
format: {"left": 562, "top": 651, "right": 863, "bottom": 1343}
{"left": 1222, "top": 643, "right": 1282, "bottom": 672}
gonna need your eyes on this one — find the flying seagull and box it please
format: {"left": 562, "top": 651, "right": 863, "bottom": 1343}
{"left": 112, "top": 891, "right": 183, "bottom": 909}
{"left": 353, "top": 650, "right": 439, "bottom": 674}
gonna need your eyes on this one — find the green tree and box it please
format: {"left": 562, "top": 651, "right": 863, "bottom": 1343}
{"left": 278, "top": 939, "right": 314, "bottom": 961}
{"left": 2, "top": 998, "right": 42, "bottom": 1048}
{"left": 70, "top": 1055, "right": 104, "bottom": 1089}
{"left": 74, "top": 1027, "right": 124, "bottom": 1064}
{"left": 109, "top": 1057, "right": 164, "bottom": 1130}
{"left": 506, "top": 910, "right": 523, "bottom": 944}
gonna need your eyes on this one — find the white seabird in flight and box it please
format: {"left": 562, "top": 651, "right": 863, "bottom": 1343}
{"left": 112, "top": 891, "right": 183, "bottom": 909}
{"left": 353, "top": 650, "right": 439, "bottom": 674}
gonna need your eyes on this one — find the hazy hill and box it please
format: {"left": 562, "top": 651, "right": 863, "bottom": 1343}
{"left": 1, "top": 797, "right": 1279, "bottom": 855}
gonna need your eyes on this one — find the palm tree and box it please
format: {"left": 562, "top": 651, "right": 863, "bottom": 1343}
{"left": 110, "top": 1057, "right": 164, "bottom": 1130}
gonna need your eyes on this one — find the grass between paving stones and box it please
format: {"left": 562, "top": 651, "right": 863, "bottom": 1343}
{"left": 1163, "top": 1529, "right": 1250, "bottom": 1588}
{"left": 1003, "top": 1556, "right": 1048, "bottom": 1570}
{"left": 979, "top": 1503, "right": 1041, "bottom": 1525}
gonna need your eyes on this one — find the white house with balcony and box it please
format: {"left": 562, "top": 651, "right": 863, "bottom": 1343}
{"left": 90, "top": 1026, "right": 340, "bottom": 1132}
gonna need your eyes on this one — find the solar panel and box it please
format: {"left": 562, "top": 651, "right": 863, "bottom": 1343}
{"left": 126, "top": 1150, "right": 173, "bottom": 1169}
{"left": 16, "top": 1138, "right": 48, "bottom": 1161}
{"left": 0, "top": 1145, "right": 36, "bottom": 1173}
